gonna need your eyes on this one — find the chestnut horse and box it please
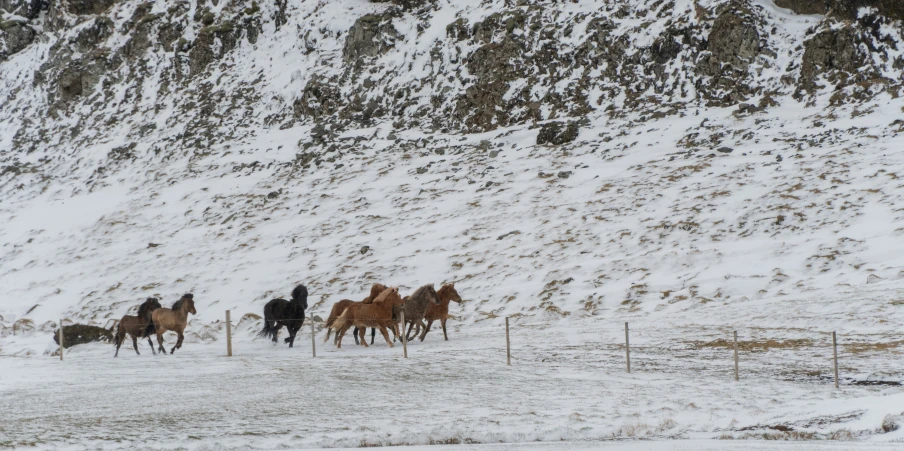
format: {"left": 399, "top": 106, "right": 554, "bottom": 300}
{"left": 419, "top": 283, "right": 463, "bottom": 341}
{"left": 113, "top": 297, "right": 162, "bottom": 357}
{"left": 146, "top": 294, "right": 197, "bottom": 354}
{"left": 323, "top": 283, "right": 392, "bottom": 345}
{"left": 330, "top": 287, "right": 404, "bottom": 348}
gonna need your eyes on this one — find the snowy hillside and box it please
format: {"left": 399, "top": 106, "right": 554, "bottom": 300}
{"left": 3, "top": 0, "right": 904, "bottom": 447}
{"left": 2, "top": 0, "right": 903, "bottom": 347}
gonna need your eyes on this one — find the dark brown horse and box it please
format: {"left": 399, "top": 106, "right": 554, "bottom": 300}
{"left": 146, "top": 294, "right": 197, "bottom": 354}
{"left": 395, "top": 284, "right": 440, "bottom": 341}
{"left": 419, "top": 283, "right": 463, "bottom": 341}
{"left": 113, "top": 297, "right": 162, "bottom": 357}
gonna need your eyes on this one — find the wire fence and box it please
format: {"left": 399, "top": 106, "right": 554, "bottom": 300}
{"left": 37, "top": 310, "right": 904, "bottom": 389}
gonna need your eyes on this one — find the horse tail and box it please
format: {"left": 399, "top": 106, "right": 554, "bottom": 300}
{"left": 258, "top": 311, "right": 275, "bottom": 339}
{"left": 331, "top": 308, "right": 350, "bottom": 333}
{"left": 142, "top": 318, "right": 157, "bottom": 338}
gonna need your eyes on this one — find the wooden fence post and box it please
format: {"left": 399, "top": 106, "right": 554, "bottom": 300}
{"left": 505, "top": 317, "right": 511, "bottom": 366}
{"left": 310, "top": 314, "right": 316, "bottom": 358}
{"left": 401, "top": 311, "right": 408, "bottom": 358}
{"left": 59, "top": 319, "right": 64, "bottom": 361}
{"left": 225, "top": 310, "right": 232, "bottom": 357}
{"left": 733, "top": 330, "right": 739, "bottom": 382}
{"left": 833, "top": 331, "right": 839, "bottom": 389}
{"left": 625, "top": 322, "right": 630, "bottom": 373}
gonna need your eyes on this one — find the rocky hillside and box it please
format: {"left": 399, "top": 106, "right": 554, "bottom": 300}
{"left": 1, "top": 0, "right": 903, "bottom": 349}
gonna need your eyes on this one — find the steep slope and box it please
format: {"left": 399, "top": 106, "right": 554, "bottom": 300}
{"left": 1, "top": 0, "right": 903, "bottom": 352}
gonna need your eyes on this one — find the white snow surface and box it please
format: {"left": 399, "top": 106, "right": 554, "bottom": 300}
{"left": 1, "top": 0, "right": 904, "bottom": 447}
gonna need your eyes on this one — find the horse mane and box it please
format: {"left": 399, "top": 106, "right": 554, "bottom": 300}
{"left": 373, "top": 287, "right": 399, "bottom": 304}
{"left": 408, "top": 284, "right": 438, "bottom": 306}
{"left": 137, "top": 297, "right": 161, "bottom": 320}
{"left": 362, "top": 283, "right": 387, "bottom": 304}
{"left": 291, "top": 284, "right": 308, "bottom": 309}
{"left": 172, "top": 293, "right": 194, "bottom": 310}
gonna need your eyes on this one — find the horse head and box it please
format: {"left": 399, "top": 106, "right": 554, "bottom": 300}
{"left": 182, "top": 293, "right": 197, "bottom": 315}
{"left": 441, "top": 283, "right": 463, "bottom": 304}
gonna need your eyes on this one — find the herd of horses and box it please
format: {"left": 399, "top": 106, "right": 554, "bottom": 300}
{"left": 112, "top": 283, "right": 462, "bottom": 357}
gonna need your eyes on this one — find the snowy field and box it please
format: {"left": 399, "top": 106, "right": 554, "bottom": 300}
{"left": 2, "top": 314, "right": 903, "bottom": 450}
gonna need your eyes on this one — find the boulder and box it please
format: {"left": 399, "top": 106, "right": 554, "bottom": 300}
{"left": 0, "top": 20, "right": 36, "bottom": 60}
{"left": 774, "top": 0, "right": 827, "bottom": 14}
{"left": 53, "top": 324, "right": 114, "bottom": 348}
{"left": 342, "top": 13, "right": 399, "bottom": 66}
{"left": 188, "top": 22, "right": 238, "bottom": 76}
{"left": 799, "top": 26, "right": 863, "bottom": 93}
{"left": 65, "top": 0, "right": 117, "bottom": 15}
{"left": 537, "top": 121, "right": 580, "bottom": 146}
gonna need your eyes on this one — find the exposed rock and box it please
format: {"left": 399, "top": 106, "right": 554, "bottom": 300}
{"left": 342, "top": 13, "right": 399, "bottom": 67}
{"left": 359, "top": 245, "right": 370, "bottom": 254}
{"left": 717, "top": 146, "right": 734, "bottom": 153}
{"left": 455, "top": 37, "right": 527, "bottom": 131}
{"left": 774, "top": 0, "right": 827, "bottom": 14}
{"left": 0, "top": 20, "right": 36, "bottom": 59}
{"left": 799, "top": 26, "right": 864, "bottom": 93}
{"left": 696, "top": 5, "right": 760, "bottom": 105}
{"left": 56, "top": 54, "right": 108, "bottom": 101}
{"left": 537, "top": 121, "right": 580, "bottom": 146}
{"left": 370, "top": 0, "right": 431, "bottom": 10}
{"left": 53, "top": 324, "right": 113, "bottom": 348}
{"left": 0, "top": 0, "right": 49, "bottom": 19}
{"left": 294, "top": 75, "right": 341, "bottom": 120}
{"left": 828, "top": 0, "right": 904, "bottom": 21}
{"left": 65, "top": 0, "right": 117, "bottom": 15}
{"left": 189, "top": 22, "right": 238, "bottom": 76}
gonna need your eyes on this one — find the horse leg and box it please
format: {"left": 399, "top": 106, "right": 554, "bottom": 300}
{"left": 370, "top": 328, "right": 376, "bottom": 345}
{"left": 288, "top": 325, "right": 299, "bottom": 348}
{"left": 147, "top": 336, "right": 157, "bottom": 355}
{"left": 378, "top": 326, "right": 394, "bottom": 347}
{"left": 442, "top": 319, "right": 449, "bottom": 341}
{"left": 114, "top": 332, "right": 122, "bottom": 357}
{"left": 156, "top": 331, "right": 167, "bottom": 354}
{"left": 353, "top": 327, "right": 360, "bottom": 345}
{"left": 132, "top": 335, "right": 140, "bottom": 355}
{"left": 358, "top": 326, "right": 368, "bottom": 348}
{"left": 420, "top": 320, "right": 434, "bottom": 342}
{"left": 171, "top": 330, "right": 184, "bottom": 354}
{"left": 272, "top": 323, "right": 280, "bottom": 343}
{"left": 406, "top": 321, "right": 418, "bottom": 342}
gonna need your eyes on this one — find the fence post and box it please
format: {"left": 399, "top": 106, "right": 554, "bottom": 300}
{"left": 59, "top": 319, "right": 64, "bottom": 361}
{"left": 505, "top": 317, "right": 511, "bottom": 366}
{"left": 625, "top": 322, "right": 630, "bottom": 373}
{"left": 833, "top": 331, "right": 839, "bottom": 389}
{"left": 310, "top": 314, "right": 316, "bottom": 358}
{"left": 401, "top": 311, "right": 408, "bottom": 359}
{"left": 733, "top": 330, "right": 739, "bottom": 382}
{"left": 225, "top": 310, "right": 232, "bottom": 357}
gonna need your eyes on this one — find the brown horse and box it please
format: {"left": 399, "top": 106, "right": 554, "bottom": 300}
{"left": 330, "top": 287, "right": 404, "bottom": 348}
{"left": 419, "top": 283, "right": 463, "bottom": 341}
{"left": 147, "top": 294, "right": 197, "bottom": 354}
{"left": 322, "top": 283, "right": 387, "bottom": 345}
{"left": 114, "top": 297, "right": 162, "bottom": 357}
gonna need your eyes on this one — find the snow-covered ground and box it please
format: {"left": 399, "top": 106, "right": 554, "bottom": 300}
{"left": 2, "top": 318, "right": 903, "bottom": 449}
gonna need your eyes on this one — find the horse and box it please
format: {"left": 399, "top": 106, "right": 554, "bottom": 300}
{"left": 394, "top": 284, "right": 440, "bottom": 342}
{"left": 113, "top": 297, "right": 162, "bottom": 357}
{"left": 259, "top": 284, "right": 308, "bottom": 347}
{"left": 146, "top": 294, "right": 197, "bottom": 354}
{"left": 330, "top": 287, "right": 404, "bottom": 348}
{"left": 322, "top": 283, "right": 394, "bottom": 345}
{"left": 419, "top": 283, "right": 463, "bottom": 341}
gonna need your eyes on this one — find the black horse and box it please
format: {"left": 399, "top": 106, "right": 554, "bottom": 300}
{"left": 259, "top": 284, "right": 308, "bottom": 347}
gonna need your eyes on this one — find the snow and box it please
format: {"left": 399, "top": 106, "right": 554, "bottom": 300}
{"left": 2, "top": 0, "right": 904, "bottom": 447}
